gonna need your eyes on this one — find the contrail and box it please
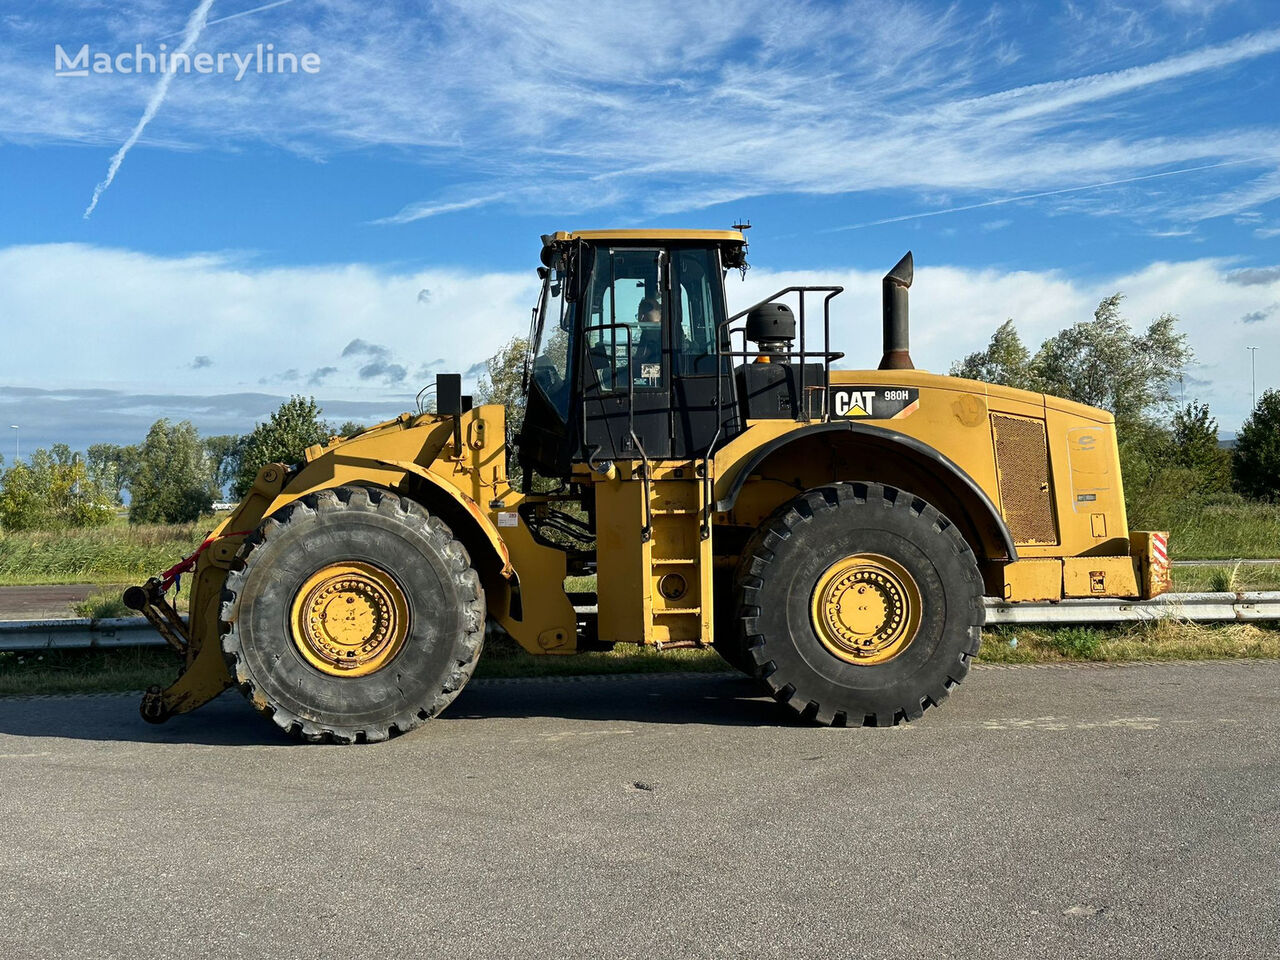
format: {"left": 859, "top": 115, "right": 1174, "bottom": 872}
{"left": 156, "top": 0, "right": 296, "bottom": 41}
{"left": 824, "top": 157, "right": 1276, "bottom": 232}
{"left": 83, "top": 0, "right": 217, "bottom": 219}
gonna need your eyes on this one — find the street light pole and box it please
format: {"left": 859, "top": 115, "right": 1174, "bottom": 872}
{"left": 1247, "top": 346, "right": 1259, "bottom": 411}
{"left": 8, "top": 425, "right": 17, "bottom": 464}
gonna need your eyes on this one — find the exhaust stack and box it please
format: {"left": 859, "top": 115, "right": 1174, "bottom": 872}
{"left": 879, "top": 251, "right": 914, "bottom": 370}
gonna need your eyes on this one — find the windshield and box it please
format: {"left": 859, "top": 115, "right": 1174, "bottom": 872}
{"left": 528, "top": 269, "right": 575, "bottom": 419}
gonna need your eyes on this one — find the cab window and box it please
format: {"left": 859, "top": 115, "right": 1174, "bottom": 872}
{"left": 584, "top": 248, "right": 667, "bottom": 391}
{"left": 674, "top": 248, "right": 725, "bottom": 376}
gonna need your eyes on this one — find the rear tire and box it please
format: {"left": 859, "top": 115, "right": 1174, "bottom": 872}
{"left": 735, "top": 482, "right": 983, "bottom": 726}
{"left": 220, "top": 485, "right": 484, "bottom": 743}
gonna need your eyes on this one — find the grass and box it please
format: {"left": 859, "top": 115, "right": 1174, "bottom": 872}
{"left": 0, "top": 637, "right": 728, "bottom": 698}
{"left": 0, "top": 519, "right": 208, "bottom": 586}
{"left": 0, "top": 647, "right": 180, "bottom": 697}
{"left": 2, "top": 496, "right": 1280, "bottom": 697}
{"left": 1137, "top": 496, "right": 1280, "bottom": 561}
{"left": 1171, "top": 562, "right": 1280, "bottom": 593}
{"left": 72, "top": 588, "right": 134, "bottom": 620}
{"left": 978, "top": 620, "right": 1280, "bottom": 664}
{"left": 474, "top": 634, "right": 723, "bottom": 679}
{"left": 3, "top": 621, "right": 1279, "bottom": 698}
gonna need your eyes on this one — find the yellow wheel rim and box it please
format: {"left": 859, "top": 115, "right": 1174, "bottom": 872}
{"left": 289, "top": 561, "right": 410, "bottom": 677}
{"left": 809, "top": 553, "right": 922, "bottom": 665}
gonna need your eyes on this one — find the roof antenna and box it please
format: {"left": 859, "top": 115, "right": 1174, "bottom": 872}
{"left": 731, "top": 219, "right": 752, "bottom": 277}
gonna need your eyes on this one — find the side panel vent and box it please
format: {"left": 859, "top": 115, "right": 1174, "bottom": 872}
{"left": 990, "top": 414, "right": 1058, "bottom": 546}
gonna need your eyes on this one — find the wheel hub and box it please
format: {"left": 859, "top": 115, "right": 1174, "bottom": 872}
{"left": 290, "top": 561, "right": 409, "bottom": 677}
{"left": 810, "top": 553, "right": 922, "bottom": 665}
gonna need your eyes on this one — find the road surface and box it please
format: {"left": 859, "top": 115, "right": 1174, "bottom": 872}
{"left": 0, "top": 660, "right": 1277, "bottom": 959}
{"left": 0, "top": 584, "right": 95, "bottom": 620}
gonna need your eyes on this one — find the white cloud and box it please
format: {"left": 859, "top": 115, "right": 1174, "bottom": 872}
{"left": 4, "top": 243, "right": 1280, "bottom": 445}
{"left": 2, "top": 1, "right": 1277, "bottom": 226}
{"left": 0, "top": 242, "right": 539, "bottom": 403}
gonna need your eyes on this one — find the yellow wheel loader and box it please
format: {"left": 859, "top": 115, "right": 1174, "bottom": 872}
{"left": 125, "top": 229, "right": 1170, "bottom": 741}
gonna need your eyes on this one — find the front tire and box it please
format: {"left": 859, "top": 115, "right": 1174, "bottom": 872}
{"left": 220, "top": 485, "right": 484, "bottom": 743}
{"left": 735, "top": 482, "right": 983, "bottom": 726}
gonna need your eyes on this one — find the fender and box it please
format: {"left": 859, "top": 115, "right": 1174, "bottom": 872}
{"left": 370, "top": 458, "right": 513, "bottom": 576}
{"left": 715, "top": 420, "right": 1018, "bottom": 561}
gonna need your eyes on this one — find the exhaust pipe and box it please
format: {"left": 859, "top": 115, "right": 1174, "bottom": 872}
{"left": 879, "top": 251, "right": 914, "bottom": 370}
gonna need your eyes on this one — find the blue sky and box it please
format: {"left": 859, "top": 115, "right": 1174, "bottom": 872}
{"left": 1, "top": 0, "right": 1279, "bottom": 454}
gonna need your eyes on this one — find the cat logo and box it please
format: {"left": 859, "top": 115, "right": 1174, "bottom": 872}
{"left": 828, "top": 386, "right": 920, "bottom": 420}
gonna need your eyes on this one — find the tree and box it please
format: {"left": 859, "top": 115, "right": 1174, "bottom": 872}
{"left": 229, "top": 396, "right": 332, "bottom": 499}
{"left": 335, "top": 420, "right": 364, "bottom": 437}
{"left": 202, "top": 435, "right": 240, "bottom": 495}
{"left": 957, "top": 296, "right": 1191, "bottom": 432}
{"left": 86, "top": 442, "right": 137, "bottom": 505}
{"left": 1031, "top": 294, "right": 1190, "bottom": 431}
{"left": 0, "top": 446, "right": 114, "bottom": 531}
{"left": 950, "top": 320, "right": 1034, "bottom": 389}
{"left": 1170, "top": 402, "right": 1231, "bottom": 496}
{"left": 475, "top": 335, "right": 530, "bottom": 419}
{"left": 475, "top": 335, "right": 531, "bottom": 448}
{"left": 1233, "top": 389, "right": 1280, "bottom": 501}
{"left": 956, "top": 295, "right": 1195, "bottom": 524}
{"left": 127, "top": 420, "right": 221, "bottom": 524}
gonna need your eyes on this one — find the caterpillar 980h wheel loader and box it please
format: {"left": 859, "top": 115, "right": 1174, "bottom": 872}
{"left": 126, "top": 229, "right": 1170, "bottom": 742}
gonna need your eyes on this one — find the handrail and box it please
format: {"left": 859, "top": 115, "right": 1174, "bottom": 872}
{"left": 707, "top": 285, "right": 845, "bottom": 466}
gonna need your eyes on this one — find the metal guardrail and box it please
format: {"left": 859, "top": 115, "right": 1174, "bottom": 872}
{"left": 0, "top": 618, "right": 157, "bottom": 652}
{"left": 985, "top": 592, "right": 1280, "bottom": 625}
{"left": 4, "top": 591, "right": 1280, "bottom": 653}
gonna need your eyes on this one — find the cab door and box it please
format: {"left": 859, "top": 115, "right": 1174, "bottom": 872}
{"left": 580, "top": 246, "right": 673, "bottom": 462}
{"left": 669, "top": 246, "right": 734, "bottom": 459}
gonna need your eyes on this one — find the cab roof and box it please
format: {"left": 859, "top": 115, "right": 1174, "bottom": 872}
{"left": 549, "top": 229, "right": 746, "bottom": 244}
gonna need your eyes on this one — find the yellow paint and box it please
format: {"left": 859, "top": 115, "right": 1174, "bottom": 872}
{"left": 593, "top": 461, "right": 713, "bottom": 647}
{"left": 289, "top": 561, "right": 410, "bottom": 677}
{"left": 999, "top": 559, "right": 1063, "bottom": 601}
{"left": 715, "top": 368, "right": 1129, "bottom": 568}
{"left": 809, "top": 554, "right": 922, "bottom": 665}
{"left": 549, "top": 228, "right": 745, "bottom": 243}
{"left": 1063, "top": 556, "right": 1141, "bottom": 598}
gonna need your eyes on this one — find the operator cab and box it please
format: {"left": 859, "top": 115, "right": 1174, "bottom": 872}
{"left": 519, "top": 230, "right": 748, "bottom": 481}
{"left": 517, "top": 228, "right": 848, "bottom": 487}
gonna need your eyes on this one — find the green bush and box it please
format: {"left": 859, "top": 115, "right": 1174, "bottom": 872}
{"left": 0, "top": 445, "right": 114, "bottom": 532}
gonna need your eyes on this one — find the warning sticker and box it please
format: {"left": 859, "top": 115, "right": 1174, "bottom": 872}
{"left": 496, "top": 511, "right": 519, "bottom": 527}
{"left": 828, "top": 386, "right": 920, "bottom": 420}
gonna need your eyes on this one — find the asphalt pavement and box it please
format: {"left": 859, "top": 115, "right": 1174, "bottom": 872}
{"left": 0, "top": 585, "right": 95, "bottom": 620}
{"left": 0, "top": 660, "right": 1277, "bottom": 959}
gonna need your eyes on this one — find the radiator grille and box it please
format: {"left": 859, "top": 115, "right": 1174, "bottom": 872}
{"left": 990, "top": 414, "right": 1058, "bottom": 545}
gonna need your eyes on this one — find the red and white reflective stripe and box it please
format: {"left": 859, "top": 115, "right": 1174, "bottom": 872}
{"left": 1150, "top": 533, "right": 1169, "bottom": 567}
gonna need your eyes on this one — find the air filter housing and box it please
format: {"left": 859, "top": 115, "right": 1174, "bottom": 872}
{"left": 745, "top": 303, "right": 796, "bottom": 355}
